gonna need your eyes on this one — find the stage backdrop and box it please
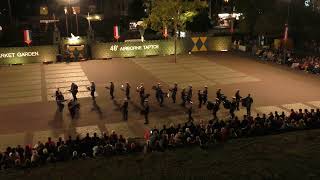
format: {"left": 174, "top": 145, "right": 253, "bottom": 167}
{"left": 92, "top": 36, "right": 231, "bottom": 59}
{"left": 0, "top": 45, "right": 58, "bottom": 65}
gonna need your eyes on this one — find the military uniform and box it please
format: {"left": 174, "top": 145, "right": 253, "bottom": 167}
{"left": 181, "top": 89, "right": 187, "bottom": 107}
{"left": 203, "top": 87, "right": 208, "bottom": 105}
{"left": 90, "top": 82, "right": 96, "bottom": 100}
{"left": 70, "top": 83, "right": 78, "bottom": 101}
{"left": 244, "top": 94, "right": 253, "bottom": 116}
{"left": 235, "top": 90, "right": 242, "bottom": 110}
{"left": 230, "top": 99, "right": 237, "bottom": 119}
{"left": 122, "top": 99, "right": 129, "bottom": 121}
{"left": 171, "top": 84, "right": 178, "bottom": 103}
{"left": 110, "top": 82, "right": 115, "bottom": 99}
{"left": 125, "top": 83, "right": 131, "bottom": 100}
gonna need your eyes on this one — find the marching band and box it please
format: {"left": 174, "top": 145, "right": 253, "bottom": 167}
{"left": 54, "top": 81, "right": 253, "bottom": 123}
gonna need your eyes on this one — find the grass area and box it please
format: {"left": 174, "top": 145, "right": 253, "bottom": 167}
{"left": 2, "top": 130, "right": 320, "bottom": 180}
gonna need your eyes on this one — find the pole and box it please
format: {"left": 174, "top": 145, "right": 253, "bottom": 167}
{"left": 75, "top": 13, "right": 79, "bottom": 35}
{"left": 65, "top": 12, "right": 69, "bottom": 36}
{"left": 7, "top": 0, "right": 12, "bottom": 24}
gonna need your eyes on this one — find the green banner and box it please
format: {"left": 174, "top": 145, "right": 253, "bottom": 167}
{"left": 0, "top": 45, "right": 58, "bottom": 65}
{"left": 91, "top": 37, "right": 231, "bottom": 59}
{"left": 92, "top": 39, "right": 192, "bottom": 59}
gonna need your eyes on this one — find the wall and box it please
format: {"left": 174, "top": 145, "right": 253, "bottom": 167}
{"left": 92, "top": 36, "right": 231, "bottom": 59}
{"left": 91, "top": 39, "right": 192, "bottom": 59}
{"left": 0, "top": 45, "right": 58, "bottom": 65}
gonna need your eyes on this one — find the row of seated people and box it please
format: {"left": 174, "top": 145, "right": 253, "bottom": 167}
{"left": 253, "top": 48, "right": 320, "bottom": 74}
{"left": 1, "top": 108, "right": 320, "bottom": 170}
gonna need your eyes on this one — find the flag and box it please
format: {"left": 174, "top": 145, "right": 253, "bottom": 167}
{"left": 24, "top": 30, "right": 32, "bottom": 45}
{"left": 163, "top": 26, "right": 168, "bottom": 38}
{"left": 284, "top": 24, "right": 288, "bottom": 41}
{"left": 114, "top": 25, "right": 120, "bottom": 40}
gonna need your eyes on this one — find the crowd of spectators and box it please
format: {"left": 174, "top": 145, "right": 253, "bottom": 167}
{"left": 0, "top": 131, "right": 142, "bottom": 170}
{"left": 1, "top": 107, "right": 320, "bottom": 170}
{"left": 145, "top": 108, "right": 320, "bottom": 151}
{"left": 252, "top": 47, "right": 320, "bottom": 74}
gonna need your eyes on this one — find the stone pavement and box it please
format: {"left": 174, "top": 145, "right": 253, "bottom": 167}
{"left": 132, "top": 58, "right": 260, "bottom": 88}
{"left": 1, "top": 100, "right": 320, "bottom": 151}
{"left": 2, "top": 54, "right": 320, "bottom": 151}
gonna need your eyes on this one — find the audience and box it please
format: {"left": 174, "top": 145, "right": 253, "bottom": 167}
{"left": 1, "top": 107, "right": 320, "bottom": 170}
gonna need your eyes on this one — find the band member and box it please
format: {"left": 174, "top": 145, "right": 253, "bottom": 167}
{"left": 187, "top": 85, "right": 193, "bottom": 102}
{"left": 125, "top": 82, "right": 131, "bottom": 100}
{"left": 235, "top": 89, "right": 242, "bottom": 111}
{"left": 243, "top": 94, "right": 253, "bottom": 116}
{"left": 137, "top": 83, "right": 145, "bottom": 106}
{"left": 105, "top": 82, "right": 115, "bottom": 100}
{"left": 170, "top": 83, "right": 178, "bottom": 103}
{"left": 186, "top": 101, "right": 193, "bottom": 121}
{"left": 143, "top": 100, "right": 150, "bottom": 124}
{"left": 70, "top": 82, "right": 79, "bottom": 101}
{"left": 198, "top": 90, "right": 203, "bottom": 108}
{"left": 212, "top": 99, "right": 220, "bottom": 120}
{"left": 156, "top": 84, "right": 164, "bottom": 106}
{"left": 216, "top": 88, "right": 222, "bottom": 101}
{"left": 68, "top": 100, "right": 80, "bottom": 119}
{"left": 203, "top": 86, "right": 208, "bottom": 105}
{"left": 89, "top": 81, "right": 96, "bottom": 100}
{"left": 181, "top": 88, "right": 187, "bottom": 107}
{"left": 230, "top": 97, "right": 237, "bottom": 119}
{"left": 55, "top": 88, "right": 61, "bottom": 99}
{"left": 56, "top": 91, "right": 65, "bottom": 112}
{"left": 121, "top": 98, "right": 129, "bottom": 121}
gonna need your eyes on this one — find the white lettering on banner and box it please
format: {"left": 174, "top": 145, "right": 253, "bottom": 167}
{"left": 109, "top": 44, "right": 160, "bottom": 52}
{"left": 0, "top": 53, "right": 15, "bottom": 58}
{"left": 0, "top": 51, "right": 40, "bottom": 59}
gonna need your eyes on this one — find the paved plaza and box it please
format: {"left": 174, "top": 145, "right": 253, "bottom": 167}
{"left": 1, "top": 53, "right": 320, "bottom": 150}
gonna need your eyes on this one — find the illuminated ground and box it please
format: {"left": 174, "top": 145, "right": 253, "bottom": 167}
{"left": 1, "top": 52, "right": 320, "bottom": 150}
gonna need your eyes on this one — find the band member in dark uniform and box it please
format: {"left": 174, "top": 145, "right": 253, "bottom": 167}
{"left": 216, "top": 88, "right": 222, "bottom": 101}
{"left": 181, "top": 88, "right": 187, "bottom": 107}
{"left": 186, "top": 101, "right": 193, "bottom": 121}
{"left": 212, "top": 99, "right": 220, "bottom": 120}
{"left": 89, "top": 81, "right": 96, "bottom": 100}
{"left": 143, "top": 99, "right": 150, "bottom": 124}
{"left": 106, "top": 82, "right": 115, "bottom": 100}
{"left": 203, "top": 86, "right": 208, "bottom": 105}
{"left": 156, "top": 84, "right": 164, "bottom": 106}
{"left": 121, "top": 98, "right": 129, "bottom": 121}
{"left": 170, "top": 83, "right": 178, "bottom": 103}
{"left": 55, "top": 88, "right": 61, "bottom": 99}
{"left": 137, "top": 83, "right": 145, "bottom": 106}
{"left": 198, "top": 90, "right": 203, "bottom": 108}
{"left": 70, "top": 82, "right": 78, "bottom": 101}
{"left": 56, "top": 91, "right": 65, "bottom": 112}
{"left": 187, "top": 85, "right": 193, "bottom": 102}
{"left": 68, "top": 99, "right": 80, "bottom": 119}
{"left": 125, "top": 82, "right": 131, "bottom": 100}
{"left": 235, "top": 89, "right": 242, "bottom": 111}
{"left": 230, "top": 97, "right": 237, "bottom": 119}
{"left": 243, "top": 94, "right": 253, "bottom": 116}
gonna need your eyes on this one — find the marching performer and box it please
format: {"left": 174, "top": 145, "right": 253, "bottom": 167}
{"left": 169, "top": 83, "right": 178, "bottom": 103}
{"left": 125, "top": 82, "right": 131, "bottom": 100}
{"left": 137, "top": 83, "right": 145, "bottom": 106}
{"left": 69, "top": 82, "right": 79, "bottom": 101}
{"left": 203, "top": 86, "right": 208, "bottom": 105}
{"left": 121, "top": 98, "right": 129, "bottom": 121}
{"left": 105, "top": 81, "right": 115, "bottom": 100}
{"left": 88, "top": 81, "right": 96, "bottom": 100}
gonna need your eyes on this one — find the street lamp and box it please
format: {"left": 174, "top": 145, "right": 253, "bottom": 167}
{"left": 64, "top": 7, "right": 69, "bottom": 36}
